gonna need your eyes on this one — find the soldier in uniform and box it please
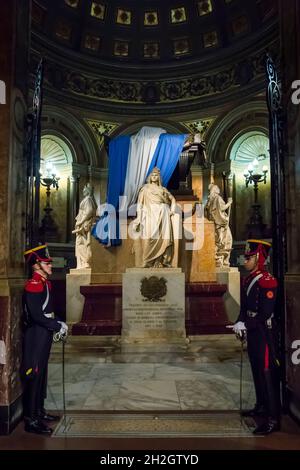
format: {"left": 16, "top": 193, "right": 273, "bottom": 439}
{"left": 228, "top": 239, "right": 281, "bottom": 435}
{"left": 22, "top": 244, "right": 68, "bottom": 434}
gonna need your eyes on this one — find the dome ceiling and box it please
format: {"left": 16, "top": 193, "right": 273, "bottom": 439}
{"left": 32, "top": 0, "right": 277, "bottom": 65}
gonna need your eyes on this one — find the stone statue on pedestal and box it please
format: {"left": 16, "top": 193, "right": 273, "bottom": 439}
{"left": 72, "top": 183, "right": 97, "bottom": 269}
{"left": 133, "top": 167, "right": 176, "bottom": 268}
{"left": 204, "top": 183, "right": 233, "bottom": 267}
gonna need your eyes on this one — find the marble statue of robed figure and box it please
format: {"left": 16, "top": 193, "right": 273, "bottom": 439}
{"left": 133, "top": 167, "right": 176, "bottom": 268}
{"left": 204, "top": 183, "right": 233, "bottom": 267}
{"left": 72, "top": 183, "right": 97, "bottom": 269}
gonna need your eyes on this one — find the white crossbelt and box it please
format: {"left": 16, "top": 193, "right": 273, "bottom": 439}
{"left": 42, "top": 283, "right": 50, "bottom": 310}
{"left": 246, "top": 273, "right": 263, "bottom": 296}
{"left": 43, "top": 284, "right": 53, "bottom": 318}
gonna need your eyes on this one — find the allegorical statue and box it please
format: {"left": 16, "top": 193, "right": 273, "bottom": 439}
{"left": 72, "top": 183, "right": 97, "bottom": 269}
{"left": 204, "top": 183, "right": 233, "bottom": 267}
{"left": 133, "top": 167, "right": 176, "bottom": 268}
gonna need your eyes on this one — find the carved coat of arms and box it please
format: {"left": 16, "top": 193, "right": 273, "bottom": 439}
{"left": 140, "top": 276, "right": 167, "bottom": 302}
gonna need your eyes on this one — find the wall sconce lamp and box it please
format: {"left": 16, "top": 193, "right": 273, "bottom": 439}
{"left": 244, "top": 156, "right": 268, "bottom": 238}
{"left": 39, "top": 161, "right": 60, "bottom": 241}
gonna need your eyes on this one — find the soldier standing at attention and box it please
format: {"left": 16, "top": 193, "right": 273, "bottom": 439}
{"left": 228, "top": 239, "right": 281, "bottom": 435}
{"left": 22, "top": 244, "right": 68, "bottom": 434}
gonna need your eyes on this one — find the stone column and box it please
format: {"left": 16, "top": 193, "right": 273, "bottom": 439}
{"left": 67, "top": 174, "right": 78, "bottom": 242}
{"left": 280, "top": 0, "right": 300, "bottom": 420}
{"left": 0, "top": 0, "right": 31, "bottom": 434}
{"left": 88, "top": 165, "right": 102, "bottom": 208}
{"left": 191, "top": 166, "right": 203, "bottom": 201}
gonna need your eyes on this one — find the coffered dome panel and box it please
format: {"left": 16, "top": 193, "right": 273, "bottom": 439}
{"left": 32, "top": 0, "right": 277, "bottom": 65}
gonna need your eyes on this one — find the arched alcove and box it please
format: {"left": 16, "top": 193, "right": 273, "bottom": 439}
{"left": 42, "top": 106, "right": 99, "bottom": 167}
{"left": 230, "top": 131, "right": 270, "bottom": 164}
{"left": 40, "top": 135, "right": 74, "bottom": 243}
{"left": 229, "top": 131, "right": 271, "bottom": 240}
{"left": 206, "top": 100, "right": 269, "bottom": 164}
{"left": 41, "top": 134, "right": 73, "bottom": 167}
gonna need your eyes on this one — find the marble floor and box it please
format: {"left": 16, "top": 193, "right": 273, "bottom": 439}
{"left": 45, "top": 335, "right": 255, "bottom": 412}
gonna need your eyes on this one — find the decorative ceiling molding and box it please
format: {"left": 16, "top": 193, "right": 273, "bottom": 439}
{"left": 37, "top": 45, "right": 275, "bottom": 106}
{"left": 31, "top": 19, "right": 278, "bottom": 77}
{"left": 180, "top": 118, "right": 216, "bottom": 137}
{"left": 85, "top": 120, "right": 121, "bottom": 147}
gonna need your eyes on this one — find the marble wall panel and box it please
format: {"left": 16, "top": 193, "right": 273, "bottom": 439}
{"left": 0, "top": 296, "right": 9, "bottom": 405}
{"left": 0, "top": 1, "right": 12, "bottom": 277}
{"left": 0, "top": 1, "right": 30, "bottom": 433}
{"left": 285, "top": 275, "right": 300, "bottom": 404}
{"left": 0, "top": 285, "right": 23, "bottom": 407}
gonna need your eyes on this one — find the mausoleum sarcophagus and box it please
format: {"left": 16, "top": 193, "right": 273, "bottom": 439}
{"left": 67, "top": 127, "right": 238, "bottom": 336}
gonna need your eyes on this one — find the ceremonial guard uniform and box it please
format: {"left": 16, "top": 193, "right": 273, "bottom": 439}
{"left": 22, "top": 245, "right": 68, "bottom": 434}
{"left": 230, "top": 239, "right": 281, "bottom": 435}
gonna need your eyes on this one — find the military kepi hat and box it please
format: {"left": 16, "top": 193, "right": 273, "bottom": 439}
{"left": 24, "top": 244, "right": 52, "bottom": 267}
{"left": 245, "top": 239, "right": 271, "bottom": 259}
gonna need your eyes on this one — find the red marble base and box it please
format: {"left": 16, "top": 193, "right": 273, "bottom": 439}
{"left": 185, "top": 283, "right": 229, "bottom": 334}
{"left": 72, "top": 285, "right": 122, "bottom": 336}
{"left": 72, "top": 282, "right": 230, "bottom": 336}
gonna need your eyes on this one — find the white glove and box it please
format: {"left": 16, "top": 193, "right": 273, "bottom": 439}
{"left": 226, "top": 321, "right": 246, "bottom": 337}
{"left": 58, "top": 321, "right": 68, "bottom": 332}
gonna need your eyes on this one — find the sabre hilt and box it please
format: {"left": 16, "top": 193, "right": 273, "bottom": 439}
{"left": 53, "top": 329, "right": 68, "bottom": 343}
{"left": 236, "top": 330, "right": 246, "bottom": 343}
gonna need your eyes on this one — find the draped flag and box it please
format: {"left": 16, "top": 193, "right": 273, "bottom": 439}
{"left": 91, "top": 135, "right": 130, "bottom": 246}
{"left": 92, "top": 126, "right": 187, "bottom": 246}
{"left": 119, "top": 126, "right": 166, "bottom": 212}
{"left": 147, "top": 133, "right": 187, "bottom": 187}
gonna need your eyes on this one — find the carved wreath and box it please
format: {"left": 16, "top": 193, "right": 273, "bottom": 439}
{"left": 140, "top": 276, "right": 167, "bottom": 302}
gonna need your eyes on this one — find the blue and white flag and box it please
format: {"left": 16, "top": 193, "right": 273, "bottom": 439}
{"left": 92, "top": 126, "right": 187, "bottom": 246}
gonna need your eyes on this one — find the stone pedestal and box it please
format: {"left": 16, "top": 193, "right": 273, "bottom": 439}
{"left": 72, "top": 284, "right": 122, "bottom": 335}
{"left": 72, "top": 281, "right": 228, "bottom": 336}
{"left": 216, "top": 267, "right": 240, "bottom": 323}
{"left": 90, "top": 215, "right": 216, "bottom": 284}
{"left": 66, "top": 268, "right": 91, "bottom": 324}
{"left": 122, "top": 268, "right": 186, "bottom": 343}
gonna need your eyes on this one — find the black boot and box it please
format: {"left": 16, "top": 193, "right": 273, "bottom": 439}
{"left": 24, "top": 418, "right": 53, "bottom": 435}
{"left": 253, "top": 419, "right": 281, "bottom": 435}
{"left": 241, "top": 404, "right": 267, "bottom": 418}
{"left": 38, "top": 409, "right": 60, "bottom": 422}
